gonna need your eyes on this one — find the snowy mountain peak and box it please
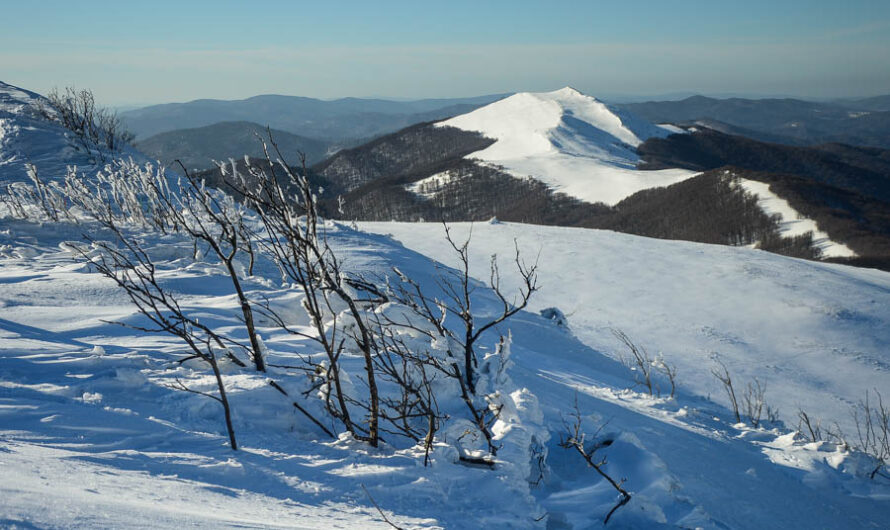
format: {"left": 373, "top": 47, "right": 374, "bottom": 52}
{"left": 438, "top": 87, "right": 694, "bottom": 205}
{"left": 551, "top": 85, "right": 586, "bottom": 97}
{"left": 443, "top": 87, "right": 667, "bottom": 155}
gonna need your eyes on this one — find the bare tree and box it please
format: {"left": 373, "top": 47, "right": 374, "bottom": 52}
{"left": 366, "top": 308, "right": 440, "bottom": 445}
{"left": 152, "top": 161, "right": 267, "bottom": 372}
{"left": 224, "top": 137, "right": 382, "bottom": 447}
{"left": 385, "top": 230, "right": 538, "bottom": 456}
{"left": 387, "top": 225, "right": 537, "bottom": 392}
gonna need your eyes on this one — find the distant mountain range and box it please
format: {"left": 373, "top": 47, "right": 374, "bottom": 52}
{"left": 134, "top": 121, "right": 338, "bottom": 170}
{"left": 617, "top": 95, "right": 890, "bottom": 148}
{"left": 125, "top": 91, "right": 890, "bottom": 173}
{"left": 835, "top": 94, "right": 890, "bottom": 112}
{"left": 7, "top": 78, "right": 889, "bottom": 268}
{"left": 120, "top": 93, "right": 509, "bottom": 140}
{"left": 183, "top": 88, "right": 889, "bottom": 268}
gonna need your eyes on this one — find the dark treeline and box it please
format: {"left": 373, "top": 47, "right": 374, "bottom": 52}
{"left": 314, "top": 122, "right": 495, "bottom": 192}
{"left": 729, "top": 169, "right": 890, "bottom": 260}
{"left": 326, "top": 159, "right": 817, "bottom": 259}
{"left": 197, "top": 123, "right": 890, "bottom": 267}
{"left": 638, "top": 128, "right": 890, "bottom": 203}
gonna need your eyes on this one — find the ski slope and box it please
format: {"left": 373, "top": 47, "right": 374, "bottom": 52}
{"left": 439, "top": 87, "right": 696, "bottom": 205}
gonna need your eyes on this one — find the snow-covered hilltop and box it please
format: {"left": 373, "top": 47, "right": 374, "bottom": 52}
{"left": 0, "top": 81, "right": 148, "bottom": 185}
{"left": 440, "top": 87, "right": 695, "bottom": 205}
{"left": 0, "top": 81, "right": 88, "bottom": 184}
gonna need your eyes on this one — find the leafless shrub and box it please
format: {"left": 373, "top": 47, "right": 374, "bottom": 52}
{"left": 795, "top": 408, "right": 847, "bottom": 448}
{"left": 41, "top": 87, "right": 133, "bottom": 161}
{"left": 366, "top": 309, "right": 440, "bottom": 446}
{"left": 711, "top": 361, "right": 776, "bottom": 428}
{"left": 156, "top": 161, "right": 267, "bottom": 372}
{"left": 3, "top": 129, "right": 542, "bottom": 464}
{"left": 613, "top": 330, "right": 677, "bottom": 398}
{"left": 797, "top": 409, "right": 824, "bottom": 442}
{"left": 225, "top": 138, "right": 383, "bottom": 447}
{"left": 742, "top": 377, "right": 767, "bottom": 428}
{"left": 711, "top": 359, "right": 741, "bottom": 423}
{"left": 853, "top": 389, "right": 890, "bottom": 479}
{"left": 559, "top": 397, "right": 631, "bottom": 525}
{"left": 2, "top": 164, "right": 69, "bottom": 223}
{"left": 385, "top": 228, "right": 538, "bottom": 456}
{"left": 72, "top": 229, "right": 238, "bottom": 450}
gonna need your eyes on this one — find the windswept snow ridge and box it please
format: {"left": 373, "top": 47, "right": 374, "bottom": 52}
{"left": 0, "top": 81, "right": 147, "bottom": 185}
{"left": 440, "top": 87, "right": 695, "bottom": 205}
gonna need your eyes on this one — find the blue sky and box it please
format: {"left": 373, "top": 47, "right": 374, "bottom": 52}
{"left": 2, "top": 0, "right": 888, "bottom": 104}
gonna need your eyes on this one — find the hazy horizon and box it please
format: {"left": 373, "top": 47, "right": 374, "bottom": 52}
{"left": 97, "top": 89, "right": 888, "bottom": 112}
{"left": 2, "top": 0, "right": 889, "bottom": 106}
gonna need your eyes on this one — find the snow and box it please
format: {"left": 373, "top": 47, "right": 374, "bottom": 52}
{"left": 405, "top": 170, "right": 458, "bottom": 199}
{"left": 3, "top": 216, "right": 889, "bottom": 528}
{"left": 360, "top": 221, "right": 888, "bottom": 440}
{"left": 2, "top": 81, "right": 889, "bottom": 528}
{"left": 439, "top": 87, "right": 696, "bottom": 205}
{"left": 0, "top": 221, "right": 542, "bottom": 529}
{"left": 656, "top": 123, "right": 687, "bottom": 135}
{"left": 737, "top": 177, "right": 857, "bottom": 258}
{"left": 0, "top": 81, "right": 149, "bottom": 185}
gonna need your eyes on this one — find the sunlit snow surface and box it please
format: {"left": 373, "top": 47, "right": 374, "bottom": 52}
{"left": 439, "top": 87, "right": 696, "bottom": 205}
{"left": 2, "top": 218, "right": 889, "bottom": 529}
{"left": 361, "top": 222, "right": 888, "bottom": 437}
{"left": 0, "top": 81, "right": 150, "bottom": 185}
{"left": 2, "top": 81, "right": 889, "bottom": 529}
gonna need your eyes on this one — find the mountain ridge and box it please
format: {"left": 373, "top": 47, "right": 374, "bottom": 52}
{"left": 135, "top": 121, "right": 337, "bottom": 171}
{"left": 120, "top": 92, "right": 510, "bottom": 140}
{"left": 439, "top": 87, "right": 695, "bottom": 205}
{"left": 619, "top": 94, "right": 890, "bottom": 148}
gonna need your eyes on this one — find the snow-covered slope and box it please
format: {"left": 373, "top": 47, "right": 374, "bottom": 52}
{"left": 2, "top": 82, "right": 889, "bottom": 529}
{"left": 2, "top": 217, "right": 888, "bottom": 528}
{"left": 0, "top": 81, "right": 147, "bottom": 184}
{"left": 0, "top": 81, "right": 90, "bottom": 183}
{"left": 439, "top": 87, "right": 695, "bottom": 205}
{"left": 737, "top": 177, "right": 857, "bottom": 258}
{"left": 360, "top": 221, "right": 889, "bottom": 438}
